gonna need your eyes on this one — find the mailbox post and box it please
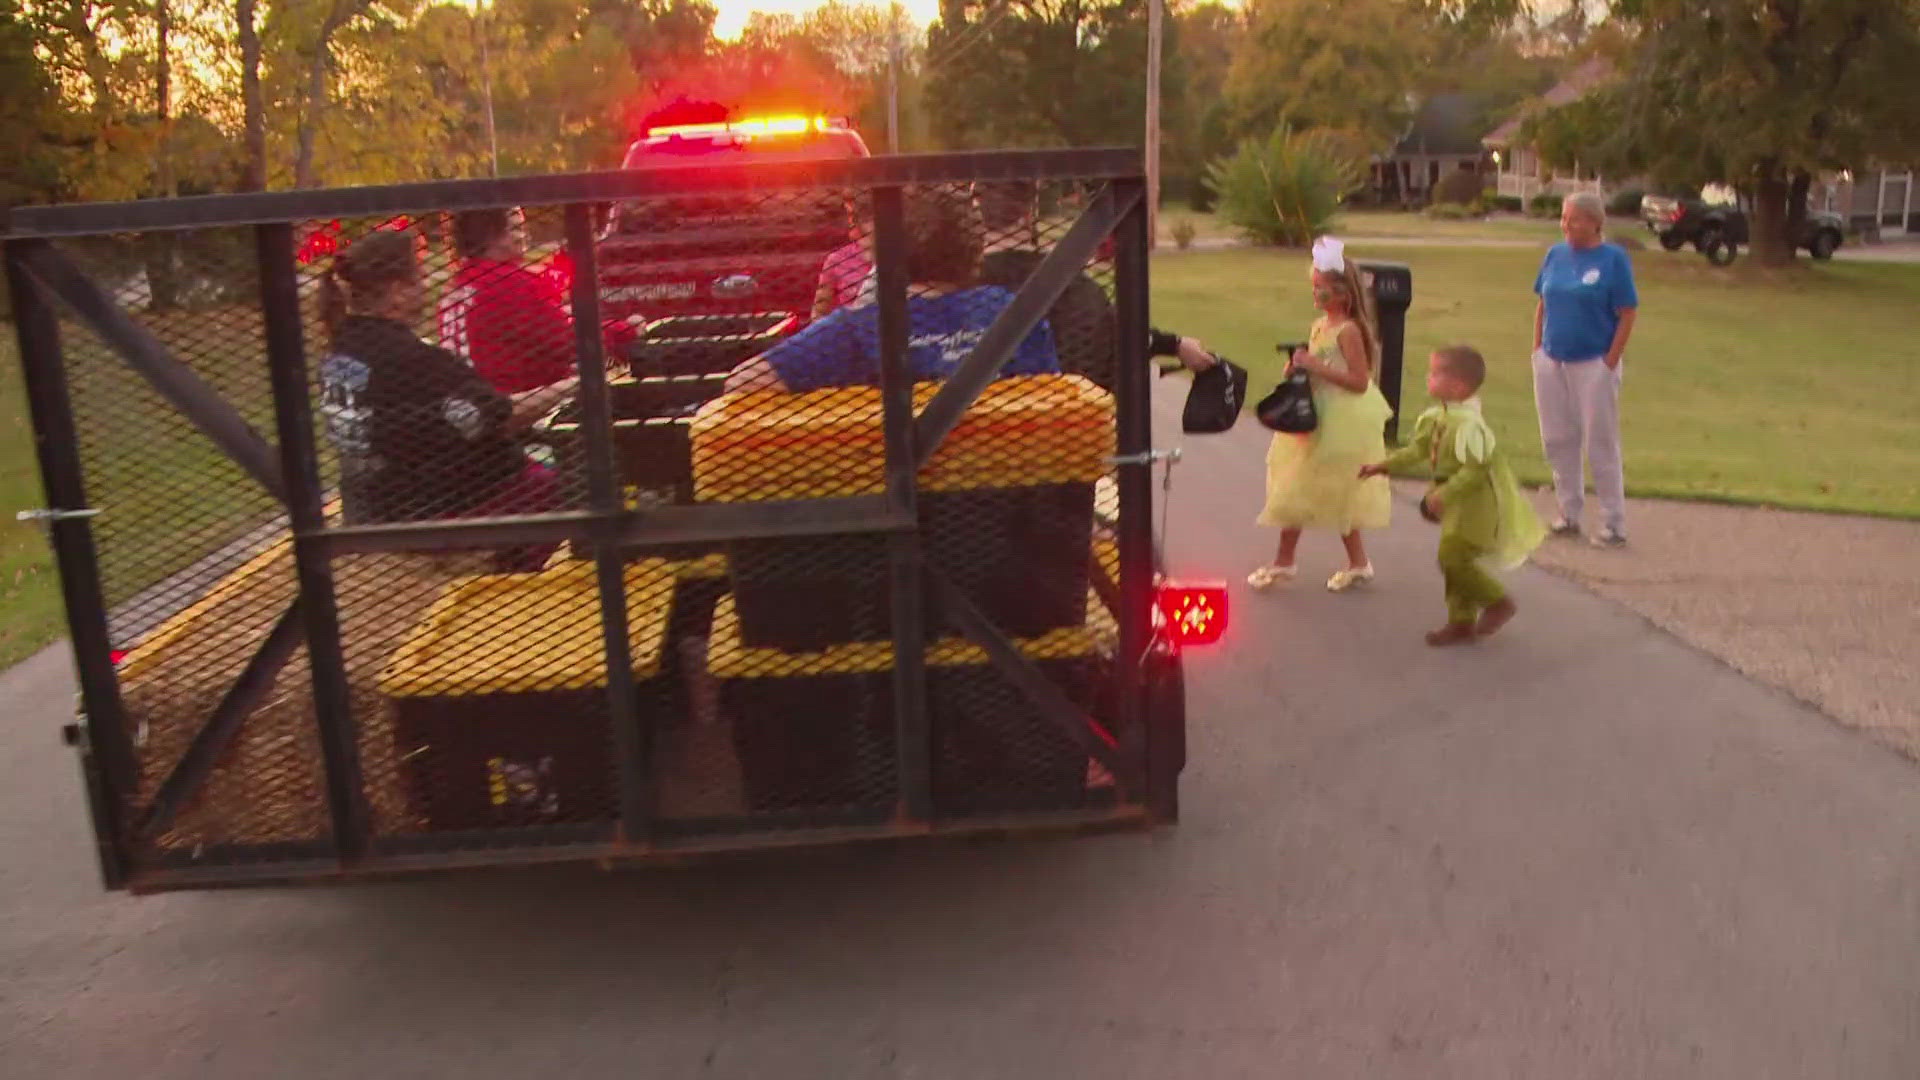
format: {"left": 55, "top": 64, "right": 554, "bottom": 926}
{"left": 1356, "top": 260, "right": 1412, "bottom": 444}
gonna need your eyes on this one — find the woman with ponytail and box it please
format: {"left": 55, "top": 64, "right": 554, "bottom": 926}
{"left": 317, "top": 229, "right": 575, "bottom": 568}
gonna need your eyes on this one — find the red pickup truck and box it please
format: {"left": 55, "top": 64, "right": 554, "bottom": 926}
{"left": 596, "top": 114, "right": 872, "bottom": 363}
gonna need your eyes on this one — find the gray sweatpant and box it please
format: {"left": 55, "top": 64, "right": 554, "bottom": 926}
{"left": 1532, "top": 348, "right": 1625, "bottom": 533}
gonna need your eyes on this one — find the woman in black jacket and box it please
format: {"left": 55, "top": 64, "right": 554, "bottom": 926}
{"left": 317, "top": 229, "right": 577, "bottom": 567}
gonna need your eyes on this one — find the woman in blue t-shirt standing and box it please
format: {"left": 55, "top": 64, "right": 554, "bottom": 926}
{"left": 1532, "top": 191, "right": 1640, "bottom": 547}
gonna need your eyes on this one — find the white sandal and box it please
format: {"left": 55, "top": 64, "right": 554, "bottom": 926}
{"left": 1327, "top": 564, "right": 1375, "bottom": 592}
{"left": 1247, "top": 564, "right": 1297, "bottom": 590}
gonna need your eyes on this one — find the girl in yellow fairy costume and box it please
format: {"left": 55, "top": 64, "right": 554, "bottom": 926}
{"left": 1248, "top": 237, "right": 1395, "bottom": 592}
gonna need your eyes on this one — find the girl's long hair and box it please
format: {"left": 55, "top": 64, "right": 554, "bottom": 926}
{"left": 320, "top": 229, "right": 418, "bottom": 336}
{"left": 1321, "top": 257, "right": 1380, "bottom": 373}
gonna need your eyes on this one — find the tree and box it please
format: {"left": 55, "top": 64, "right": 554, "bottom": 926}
{"left": 1166, "top": 2, "right": 1239, "bottom": 209}
{"left": 1225, "top": 0, "right": 1419, "bottom": 157}
{"left": 925, "top": 0, "right": 1167, "bottom": 151}
{"left": 1592, "top": 0, "right": 1920, "bottom": 266}
{"left": 0, "top": 0, "right": 76, "bottom": 207}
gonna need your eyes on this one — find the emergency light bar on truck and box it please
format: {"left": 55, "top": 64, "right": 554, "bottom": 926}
{"left": 642, "top": 115, "right": 854, "bottom": 139}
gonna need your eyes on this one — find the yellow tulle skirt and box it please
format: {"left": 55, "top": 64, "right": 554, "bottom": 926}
{"left": 1256, "top": 380, "right": 1394, "bottom": 534}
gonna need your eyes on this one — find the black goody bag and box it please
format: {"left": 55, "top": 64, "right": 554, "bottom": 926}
{"left": 1180, "top": 357, "right": 1249, "bottom": 434}
{"left": 1256, "top": 368, "right": 1318, "bottom": 434}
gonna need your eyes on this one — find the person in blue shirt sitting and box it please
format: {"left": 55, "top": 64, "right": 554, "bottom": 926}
{"left": 724, "top": 185, "right": 1061, "bottom": 394}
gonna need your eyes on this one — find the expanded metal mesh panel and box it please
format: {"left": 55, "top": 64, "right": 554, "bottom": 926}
{"left": 18, "top": 163, "right": 1154, "bottom": 878}
{"left": 57, "top": 232, "right": 286, "bottom": 648}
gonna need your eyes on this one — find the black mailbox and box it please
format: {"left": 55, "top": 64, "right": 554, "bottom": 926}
{"left": 1356, "top": 259, "right": 1412, "bottom": 443}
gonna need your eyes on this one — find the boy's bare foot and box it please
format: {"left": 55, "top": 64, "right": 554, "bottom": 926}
{"left": 1424, "top": 622, "right": 1477, "bottom": 647}
{"left": 1475, "top": 597, "right": 1518, "bottom": 638}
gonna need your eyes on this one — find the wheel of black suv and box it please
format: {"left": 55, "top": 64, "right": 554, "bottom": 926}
{"left": 1660, "top": 231, "right": 1687, "bottom": 251}
{"left": 1703, "top": 235, "right": 1738, "bottom": 266}
{"left": 1809, "top": 230, "right": 1840, "bottom": 260}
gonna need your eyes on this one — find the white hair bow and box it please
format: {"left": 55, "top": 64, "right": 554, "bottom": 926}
{"left": 1311, "top": 235, "right": 1346, "bottom": 273}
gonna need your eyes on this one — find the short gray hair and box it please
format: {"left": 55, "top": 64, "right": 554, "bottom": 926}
{"left": 1562, "top": 191, "right": 1606, "bottom": 227}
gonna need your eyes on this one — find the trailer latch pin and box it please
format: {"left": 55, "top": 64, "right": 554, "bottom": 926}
{"left": 1105, "top": 448, "right": 1182, "bottom": 467}
{"left": 18, "top": 507, "right": 101, "bottom": 523}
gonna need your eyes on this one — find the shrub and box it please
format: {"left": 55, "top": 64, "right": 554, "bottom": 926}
{"left": 1492, "top": 195, "right": 1524, "bottom": 213}
{"left": 1205, "top": 127, "right": 1366, "bottom": 247}
{"left": 1529, "top": 193, "right": 1562, "bottom": 218}
{"left": 1608, "top": 188, "right": 1645, "bottom": 217}
{"left": 1170, "top": 216, "right": 1197, "bottom": 250}
{"left": 1431, "top": 168, "right": 1486, "bottom": 207}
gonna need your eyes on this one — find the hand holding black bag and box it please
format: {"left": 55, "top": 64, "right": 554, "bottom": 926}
{"left": 1149, "top": 326, "right": 1248, "bottom": 434}
{"left": 1255, "top": 343, "right": 1318, "bottom": 434}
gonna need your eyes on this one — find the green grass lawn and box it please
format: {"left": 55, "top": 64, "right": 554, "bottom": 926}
{"left": 0, "top": 310, "right": 288, "bottom": 669}
{"left": 1151, "top": 243, "right": 1920, "bottom": 518}
{"left": 0, "top": 339, "right": 64, "bottom": 666}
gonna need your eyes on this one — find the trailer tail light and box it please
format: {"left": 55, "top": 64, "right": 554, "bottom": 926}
{"left": 110, "top": 649, "right": 126, "bottom": 666}
{"left": 1668, "top": 206, "right": 1685, "bottom": 223}
{"left": 1155, "top": 580, "right": 1228, "bottom": 647}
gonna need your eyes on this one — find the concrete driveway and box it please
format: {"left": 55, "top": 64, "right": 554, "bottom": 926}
{"left": 2, "top": 382, "right": 1918, "bottom": 1078}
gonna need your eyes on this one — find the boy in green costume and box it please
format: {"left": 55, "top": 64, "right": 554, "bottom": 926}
{"left": 1361, "top": 345, "right": 1547, "bottom": 646}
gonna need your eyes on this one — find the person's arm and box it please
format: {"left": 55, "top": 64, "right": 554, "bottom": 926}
{"left": 1603, "top": 250, "right": 1640, "bottom": 369}
{"left": 1148, "top": 327, "right": 1216, "bottom": 370}
{"left": 1533, "top": 299, "right": 1546, "bottom": 352}
{"left": 506, "top": 375, "right": 578, "bottom": 431}
{"left": 1174, "top": 337, "right": 1216, "bottom": 371}
{"left": 1604, "top": 308, "right": 1638, "bottom": 370}
{"left": 1294, "top": 323, "right": 1371, "bottom": 393}
{"left": 1363, "top": 412, "right": 1436, "bottom": 477}
{"left": 812, "top": 266, "right": 838, "bottom": 321}
{"left": 724, "top": 354, "right": 794, "bottom": 394}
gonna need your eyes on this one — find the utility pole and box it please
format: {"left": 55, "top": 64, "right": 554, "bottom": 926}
{"left": 477, "top": 0, "right": 500, "bottom": 177}
{"left": 1145, "top": 0, "right": 1163, "bottom": 249}
{"left": 886, "top": 7, "right": 903, "bottom": 154}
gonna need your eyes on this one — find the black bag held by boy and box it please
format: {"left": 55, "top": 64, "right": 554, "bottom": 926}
{"left": 1256, "top": 343, "right": 1318, "bottom": 434}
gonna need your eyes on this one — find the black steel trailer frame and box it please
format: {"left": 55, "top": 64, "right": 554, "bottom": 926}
{"left": 2, "top": 149, "right": 1181, "bottom": 894}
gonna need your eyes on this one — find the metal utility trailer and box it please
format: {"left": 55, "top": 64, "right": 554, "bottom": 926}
{"left": 3, "top": 149, "right": 1187, "bottom": 894}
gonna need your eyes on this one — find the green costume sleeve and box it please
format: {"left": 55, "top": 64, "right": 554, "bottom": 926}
{"left": 1380, "top": 408, "right": 1440, "bottom": 474}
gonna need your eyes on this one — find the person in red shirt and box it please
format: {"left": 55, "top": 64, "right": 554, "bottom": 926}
{"left": 438, "top": 208, "right": 578, "bottom": 394}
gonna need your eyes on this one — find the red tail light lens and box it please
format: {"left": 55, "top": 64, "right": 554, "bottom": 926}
{"left": 1668, "top": 207, "right": 1685, "bottom": 222}
{"left": 110, "top": 650, "right": 126, "bottom": 665}
{"left": 1154, "top": 580, "right": 1228, "bottom": 647}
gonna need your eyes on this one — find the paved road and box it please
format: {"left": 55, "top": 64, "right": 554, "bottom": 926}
{"left": 3, "top": 382, "right": 1918, "bottom": 1078}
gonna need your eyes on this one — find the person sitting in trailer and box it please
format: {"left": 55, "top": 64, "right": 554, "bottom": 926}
{"left": 973, "top": 179, "right": 1121, "bottom": 393}
{"left": 723, "top": 186, "right": 1062, "bottom": 394}
{"left": 319, "top": 229, "right": 576, "bottom": 568}
{"left": 437, "top": 208, "right": 581, "bottom": 394}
